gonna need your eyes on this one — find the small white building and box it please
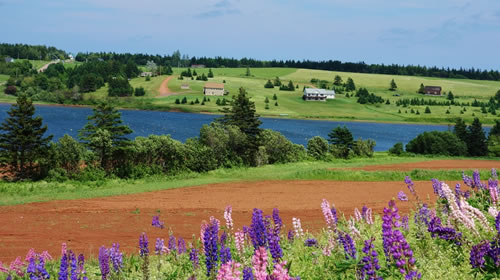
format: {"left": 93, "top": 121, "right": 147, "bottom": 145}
{"left": 303, "top": 88, "right": 335, "bottom": 101}
{"left": 181, "top": 84, "right": 190, "bottom": 89}
{"left": 4, "top": 57, "right": 14, "bottom": 63}
{"left": 140, "top": 72, "right": 153, "bottom": 77}
{"left": 203, "top": 82, "right": 225, "bottom": 96}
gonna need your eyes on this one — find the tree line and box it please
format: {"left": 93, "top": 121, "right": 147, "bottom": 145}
{"left": 0, "top": 43, "right": 68, "bottom": 60}
{"left": 0, "top": 89, "right": 377, "bottom": 181}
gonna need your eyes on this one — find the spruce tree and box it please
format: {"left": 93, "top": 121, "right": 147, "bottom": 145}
{"left": 0, "top": 95, "right": 53, "bottom": 179}
{"left": 389, "top": 79, "right": 397, "bottom": 91}
{"left": 328, "top": 126, "right": 354, "bottom": 159}
{"left": 287, "top": 80, "right": 295, "bottom": 91}
{"left": 272, "top": 93, "right": 278, "bottom": 100}
{"left": 345, "top": 78, "right": 356, "bottom": 91}
{"left": 78, "top": 102, "right": 133, "bottom": 169}
{"left": 333, "top": 75, "right": 343, "bottom": 86}
{"left": 208, "top": 68, "right": 214, "bottom": 78}
{"left": 264, "top": 80, "right": 274, "bottom": 88}
{"left": 467, "top": 118, "right": 488, "bottom": 156}
{"left": 418, "top": 83, "right": 425, "bottom": 94}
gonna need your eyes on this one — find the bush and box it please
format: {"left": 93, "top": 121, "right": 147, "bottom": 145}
{"left": 108, "top": 78, "right": 133, "bottom": 97}
{"left": 264, "top": 80, "right": 274, "bottom": 88}
{"left": 184, "top": 138, "right": 218, "bottom": 172}
{"left": 352, "top": 138, "right": 375, "bottom": 157}
{"left": 134, "top": 87, "right": 146, "bottom": 96}
{"left": 4, "top": 85, "right": 17, "bottom": 95}
{"left": 54, "top": 134, "right": 87, "bottom": 176}
{"left": 199, "top": 123, "right": 246, "bottom": 167}
{"left": 260, "top": 129, "right": 306, "bottom": 164}
{"left": 75, "top": 165, "right": 108, "bottom": 182}
{"left": 388, "top": 142, "right": 404, "bottom": 155}
{"left": 307, "top": 136, "right": 329, "bottom": 160}
{"left": 406, "top": 131, "right": 467, "bottom": 156}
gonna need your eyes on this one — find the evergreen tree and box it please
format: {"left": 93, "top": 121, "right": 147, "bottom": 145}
{"left": 192, "top": 69, "right": 198, "bottom": 76}
{"left": 78, "top": 102, "right": 133, "bottom": 169}
{"left": 208, "top": 68, "right": 214, "bottom": 78}
{"left": 333, "top": 75, "right": 343, "bottom": 86}
{"left": 165, "top": 65, "right": 173, "bottom": 75}
{"left": 389, "top": 79, "right": 397, "bottom": 91}
{"left": 275, "top": 101, "right": 278, "bottom": 106}
{"left": 328, "top": 126, "right": 354, "bottom": 158}
{"left": 467, "top": 118, "right": 488, "bottom": 156}
{"left": 418, "top": 83, "right": 425, "bottom": 94}
{"left": 175, "top": 98, "right": 180, "bottom": 104}
{"left": 0, "top": 95, "right": 53, "bottom": 179}
{"left": 273, "top": 77, "right": 282, "bottom": 86}
{"left": 488, "top": 120, "right": 500, "bottom": 157}
{"left": 265, "top": 97, "right": 269, "bottom": 103}
{"left": 245, "top": 67, "right": 251, "bottom": 77}
{"left": 272, "top": 93, "right": 278, "bottom": 100}
{"left": 195, "top": 98, "right": 200, "bottom": 104}
{"left": 287, "top": 80, "right": 295, "bottom": 91}
{"left": 447, "top": 91, "right": 454, "bottom": 101}
{"left": 264, "top": 80, "right": 274, "bottom": 88}
{"left": 424, "top": 106, "right": 431, "bottom": 114}
{"left": 345, "top": 78, "right": 356, "bottom": 91}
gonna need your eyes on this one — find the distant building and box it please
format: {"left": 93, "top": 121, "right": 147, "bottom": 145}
{"left": 181, "top": 84, "right": 190, "bottom": 89}
{"left": 424, "top": 86, "right": 442, "bottom": 95}
{"left": 191, "top": 64, "right": 205, "bottom": 68}
{"left": 4, "top": 57, "right": 14, "bottom": 63}
{"left": 303, "top": 88, "right": 335, "bottom": 101}
{"left": 140, "top": 72, "right": 153, "bottom": 77}
{"left": 203, "top": 82, "right": 225, "bottom": 96}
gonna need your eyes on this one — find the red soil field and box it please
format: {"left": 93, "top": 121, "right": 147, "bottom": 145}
{"left": 0, "top": 179, "right": 456, "bottom": 262}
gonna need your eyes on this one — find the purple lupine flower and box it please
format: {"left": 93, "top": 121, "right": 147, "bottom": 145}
{"left": 109, "top": 243, "right": 123, "bottom": 272}
{"left": 470, "top": 241, "right": 491, "bottom": 268}
{"left": 69, "top": 251, "right": 77, "bottom": 280}
{"left": 287, "top": 230, "right": 294, "bottom": 243}
{"left": 338, "top": 232, "right": 356, "bottom": 259}
{"left": 473, "top": 170, "right": 485, "bottom": 190}
{"left": 402, "top": 215, "right": 409, "bottom": 231}
{"left": 304, "top": 238, "right": 318, "bottom": 247}
{"left": 219, "top": 245, "right": 232, "bottom": 264}
{"left": 243, "top": 267, "right": 254, "bottom": 280}
{"left": 250, "top": 208, "right": 267, "bottom": 250}
{"left": 331, "top": 207, "right": 338, "bottom": 224}
{"left": 6, "top": 275, "right": 12, "bottom": 280}
{"left": 493, "top": 168, "right": 498, "bottom": 179}
{"left": 405, "top": 176, "right": 416, "bottom": 196}
{"left": 28, "top": 256, "right": 50, "bottom": 280}
{"left": 203, "top": 219, "right": 219, "bottom": 276}
{"left": 189, "top": 248, "right": 199, "bottom": 269}
{"left": 427, "top": 217, "right": 462, "bottom": 246}
{"left": 151, "top": 215, "right": 164, "bottom": 229}
{"left": 139, "top": 232, "right": 149, "bottom": 257}
{"left": 462, "top": 171, "right": 474, "bottom": 188}
{"left": 361, "top": 205, "right": 368, "bottom": 220}
{"left": 220, "top": 231, "right": 228, "bottom": 246}
{"left": 168, "top": 236, "right": 176, "bottom": 252}
{"left": 178, "top": 238, "right": 186, "bottom": 254}
{"left": 59, "top": 251, "right": 69, "bottom": 280}
{"left": 98, "top": 246, "right": 110, "bottom": 280}
{"left": 77, "top": 254, "right": 88, "bottom": 280}
{"left": 357, "top": 238, "right": 382, "bottom": 280}
{"left": 272, "top": 208, "right": 283, "bottom": 232}
{"left": 431, "top": 178, "right": 445, "bottom": 198}
{"left": 414, "top": 204, "right": 431, "bottom": 226}
{"left": 268, "top": 231, "right": 283, "bottom": 262}
{"left": 155, "top": 238, "right": 164, "bottom": 255}
{"left": 496, "top": 212, "right": 500, "bottom": 235}
{"left": 398, "top": 191, "right": 408, "bottom": 202}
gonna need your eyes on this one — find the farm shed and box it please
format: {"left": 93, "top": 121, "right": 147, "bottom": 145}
{"left": 203, "top": 83, "right": 225, "bottom": 96}
{"left": 303, "top": 88, "right": 335, "bottom": 101}
{"left": 181, "top": 84, "right": 190, "bottom": 89}
{"left": 140, "top": 72, "right": 153, "bottom": 77}
{"left": 424, "top": 86, "right": 442, "bottom": 95}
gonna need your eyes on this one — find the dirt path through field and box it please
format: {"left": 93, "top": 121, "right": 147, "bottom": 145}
{"left": 0, "top": 179, "right": 450, "bottom": 262}
{"left": 351, "top": 159, "right": 499, "bottom": 171}
{"left": 156, "top": 75, "right": 174, "bottom": 96}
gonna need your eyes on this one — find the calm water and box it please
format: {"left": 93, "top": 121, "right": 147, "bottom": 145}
{"left": 0, "top": 104, "right": 489, "bottom": 151}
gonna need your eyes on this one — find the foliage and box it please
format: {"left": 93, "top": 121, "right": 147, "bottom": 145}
{"left": 0, "top": 95, "right": 53, "bottom": 180}
{"left": 134, "top": 87, "right": 146, "bottom": 97}
{"left": 328, "top": 126, "right": 354, "bottom": 158}
{"left": 53, "top": 134, "right": 88, "bottom": 176}
{"left": 389, "top": 79, "right": 397, "bottom": 91}
{"left": 260, "top": 129, "right": 306, "bottom": 164}
{"left": 406, "top": 131, "right": 467, "bottom": 156}
{"left": 306, "top": 136, "right": 329, "bottom": 160}
{"left": 356, "top": 88, "right": 384, "bottom": 104}
{"left": 388, "top": 142, "right": 404, "bottom": 155}
{"left": 466, "top": 118, "right": 488, "bottom": 157}
{"left": 345, "top": 77, "right": 356, "bottom": 91}
{"left": 108, "top": 78, "right": 134, "bottom": 97}
{"left": 264, "top": 80, "right": 274, "bottom": 88}
{"left": 352, "top": 138, "right": 376, "bottom": 157}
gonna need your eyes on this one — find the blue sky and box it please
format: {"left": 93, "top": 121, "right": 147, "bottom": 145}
{"left": 1, "top": 0, "right": 499, "bottom": 70}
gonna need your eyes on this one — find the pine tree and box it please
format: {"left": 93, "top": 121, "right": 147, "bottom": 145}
{"left": 272, "top": 93, "right": 278, "bottom": 100}
{"left": 389, "top": 79, "right": 397, "bottom": 91}
{"left": 425, "top": 106, "right": 431, "bottom": 114}
{"left": 264, "top": 80, "right": 274, "bottom": 88}
{"left": 181, "top": 97, "right": 187, "bottom": 104}
{"left": 447, "top": 91, "right": 454, "bottom": 101}
{"left": 208, "top": 68, "right": 214, "bottom": 78}
{"left": 245, "top": 67, "right": 251, "bottom": 77}
{"left": 418, "top": 83, "right": 425, "bottom": 94}
{"left": 328, "top": 126, "right": 353, "bottom": 159}
{"left": 333, "top": 75, "right": 343, "bottom": 86}
{"left": 274, "top": 102, "right": 278, "bottom": 106}
{"left": 0, "top": 95, "right": 53, "bottom": 179}
{"left": 273, "top": 77, "right": 281, "bottom": 86}
{"left": 287, "top": 80, "right": 295, "bottom": 91}
{"left": 175, "top": 98, "right": 180, "bottom": 104}
{"left": 467, "top": 118, "right": 488, "bottom": 156}
{"left": 345, "top": 78, "right": 356, "bottom": 91}
{"left": 265, "top": 97, "right": 269, "bottom": 103}
{"left": 78, "top": 102, "right": 132, "bottom": 169}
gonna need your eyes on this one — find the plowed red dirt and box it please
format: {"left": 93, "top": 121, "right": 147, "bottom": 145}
{"left": 353, "top": 159, "right": 499, "bottom": 171}
{"left": 0, "top": 180, "right": 455, "bottom": 262}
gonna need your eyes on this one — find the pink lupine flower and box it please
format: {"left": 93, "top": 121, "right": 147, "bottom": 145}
{"left": 25, "top": 248, "right": 36, "bottom": 263}
{"left": 322, "top": 236, "right": 336, "bottom": 256}
{"left": 365, "top": 208, "right": 374, "bottom": 225}
{"left": 61, "top": 242, "right": 67, "bottom": 256}
{"left": 292, "top": 217, "right": 304, "bottom": 238}
{"left": 489, "top": 183, "right": 498, "bottom": 205}
{"left": 354, "top": 208, "right": 362, "bottom": 222}
{"left": 489, "top": 206, "right": 499, "bottom": 218}
{"left": 0, "top": 261, "right": 8, "bottom": 273}
{"left": 224, "top": 205, "right": 234, "bottom": 231}
{"left": 441, "top": 183, "right": 478, "bottom": 235}
{"left": 216, "top": 260, "right": 242, "bottom": 280}
{"left": 272, "top": 261, "right": 291, "bottom": 280}
{"left": 461, "top": 198, "right": 493, "bottom": 232}
{"left": 321, "top": 199, "right": 336, "bottom": 230}
{"left": 9, "top": 257, "right": 24, "bottom": 277}
{"left": 252, "top": 247, "right": 269, "bottom": 280}
{"left": 235, "top": 230, "right": 245, "bottom": 254}
{"left": 348, "top": 218, "right": 361, "bottom": 239}
{"left": 40, "top": 251, "right": 52, "bottom": 262}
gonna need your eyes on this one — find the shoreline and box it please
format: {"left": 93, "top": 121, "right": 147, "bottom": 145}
{"left": 0, "top": 101, "right": 494, "bottom": 127}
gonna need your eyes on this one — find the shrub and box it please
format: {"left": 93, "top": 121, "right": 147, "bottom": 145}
{"left": 134, "top": 87, "right": 146, "bottom": 96}
{"left": 406, "top": 131, "right": 467, "bottom": 156}
{"left": 4, "top": 85, "right": 17, "bottom": 95}
{"left": 264, "top": 80, "right": 274, "bottom": 88}
{"left": 352, "top": 138, "right": 376, "bottom": 157}
{"left": 388, "top": 142, "right": 404, "bottom": 155}
{"left": 307, "top": 136, "right": 329, "bottom": 160}
{"left": 260, "top": 129, "right": 306, "bottom": 164}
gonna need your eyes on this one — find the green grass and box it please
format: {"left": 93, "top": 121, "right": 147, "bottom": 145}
{"left": 0, "top": 154, "right": 496, "bottom": 206}
{"left": 96, "top": 67, "right": 500, "bottom": 125}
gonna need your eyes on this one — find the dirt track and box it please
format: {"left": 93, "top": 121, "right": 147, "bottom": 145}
{"left": 355, "top": 159, "right": 499, "bottom": 171}
{"left": 157, "top": 76, "right": 175, "bottom": 97}
{"left": 0, "top": 179, "right": 448, "bottom": 262}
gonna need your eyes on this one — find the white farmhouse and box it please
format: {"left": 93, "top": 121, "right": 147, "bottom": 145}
{"left": 303, "top": 88, "right": 335, "bottom": 101}
{"left": 203, "top": 82, "right": 225, "bottom": 96}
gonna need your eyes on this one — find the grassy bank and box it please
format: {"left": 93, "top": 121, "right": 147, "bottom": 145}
{"left": 0, "top": 155, "right": 496, "bottom": 206}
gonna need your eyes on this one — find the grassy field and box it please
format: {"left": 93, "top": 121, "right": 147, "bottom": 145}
{"left": 0, "top": 154, "right": 496, "bottom": 206}
{"left": 100, "top": 67, "right": 500, "bottom": 125}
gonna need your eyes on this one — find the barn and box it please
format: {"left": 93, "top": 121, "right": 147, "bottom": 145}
{"left": 203, "top": 83, "right": 225, "bottom": 96}
{"left": 424, "top": 86, "right": 442, "bottom": 95}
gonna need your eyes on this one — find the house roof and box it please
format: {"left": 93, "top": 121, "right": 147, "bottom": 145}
{"left": 424, "top": 86, "right": 442, "bottom": 90}
{"left": 303, "top": 88, "right": 335, "bottom": 95}
{"left": 204, "top": 82, "right": 224, "bottom": 89}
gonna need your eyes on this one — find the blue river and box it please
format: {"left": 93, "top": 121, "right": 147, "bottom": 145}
{"left": 0, "top": 104, "right": 489, "bottom": 151}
